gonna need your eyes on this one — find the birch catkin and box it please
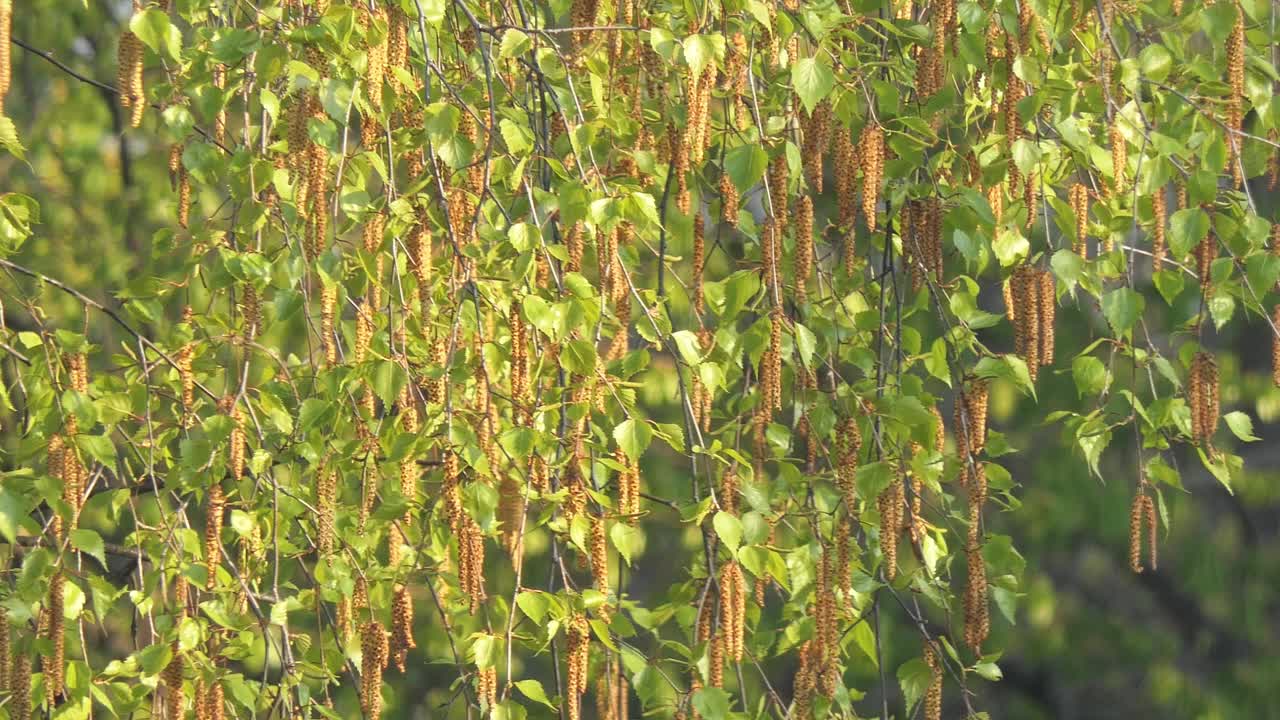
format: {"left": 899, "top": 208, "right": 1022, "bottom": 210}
{"left": 858, "top": 122, "right": 885, "bottom": 231}
{"left": 0, "top": 0, "right": 10, "bottom": 116}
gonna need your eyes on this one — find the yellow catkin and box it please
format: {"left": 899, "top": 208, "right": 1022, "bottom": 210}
{"left": 477, "top": 664, "right": 498, "bottom": 709}
{"left": 205, "top": 482, "right": 225, "bottom": 590}
{"left": 566, "top": 615, "right": 591, "bottom": 720}
{"left": 11, "top": 652, "right": 30, "bottom": 720}
{"left": 924, "top": 640, "right": 943, "bottom": 720}
{"left": 117, "top": 31, "right": 145, "bottom": 127}
{"left": 768, "top": 152, "right": 790, "bottom": 239}
{"left": 858, "top": 122, "right": 885, "bottom": 231}
{"left": 835, "top": 126, "right": 858, "bottom": 244}
{"left": 227, "top": 397, "right": 245, "bottom": 481}
{"left": 212, "top": 64, "right": 227, "bottom": 143}
{"left": 1272, "top": 306, "right": 1280, "bottom": 386}
{"left": 1039, "top": 269, "right": 1056, "bottom": 366}
{"left": 719, "top": 561, "right": 746, "bottom": 663}
{"left": 590, "top": 514, "right": 609, "bottom": 597}
{"left": 1189, "top": 351, "right": 1220, "bottom": 444}
{"left": 1110, "top": 116, "right": 1127, "bottom": 197}
{"left": 1196, "top": 232, "right": 1216, "bottom": 295}
{"left": 45, "top": 571, "right": 65, "bottom": 703}
{"left": 1012, "top": 266, "right": 1042, "bottom": 378}
{"left": 163, "top": 643, "right": 186, "bottom": 719}
{"left": 390, "top": 586, "right": 415, "bottom": 672}
{"left": 720, "top": 171, "right": 740, "bottom": 227}
{"left": 320, "top": 284, "right": 337, "bottom": 365}
{"left": 0, "top": 0, "right": 10, "bottom": 115}
{"left": 1226, "top": 4, "right": 1245, "bottom": 187}
{"left": 878, "top": 470, "right": 904, "bottom": 581}
{"left": 836, "top": 416, "right": 861, "bottom": 510}
{"left": 0, "top": 613, "right": 8, "bottom": 693}
{"left": 240, "top": 285, "right": 261, "bottom": 346}
{"left": 795, "top": 193, "right": 814, "bottom": 301}
{"left": 617, "top": 449, "right": 640, "bottom": 522}
{"left": 1129, "top": 490, "right": 1145, "bottom": 573}
{"left": 692, "top": 214, "right": 706, "bottom": 315}
{"left": 360, "top": 621, "right": 388, "bottom": 719}
{"left": 1152, "top": 188, "right": 1167, "bottom": 271}
{"left": 802, "top": 101, "right": 832, "bottom": 192}
{"left": 1069, "top": 183, "right": 1089, "bottom": 257}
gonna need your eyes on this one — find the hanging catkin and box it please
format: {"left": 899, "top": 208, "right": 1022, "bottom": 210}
{"left": 858, "top": 122, "right": 884, "bottom": 231}
{"left": 768, "top": 151, "right": 790, "bottom": 238}
{"left": 1226, "top": 3, "right": 1245, "bottom": 187}
{"left": 1272, "top": 306, "right": 1280, "bottom": 386}
{"left": 1188, "top": 351, "right": 1219, "bottom": 444}
{"left": 1069, "top": 183, "right": 1089, "bottom": 256}
{"left": 0, "top": 0, "right": 10, "bottom": 116}
{"left": 924, "top": 640, "right": 943, "bottom": 720}
{"left": 795, "top": 193, "right": 814, "bottom": 301}
{"left": 117, "top": 30, "right": 145, "bottom": 127}
{"left": 1110, "top": 116, "right": 1127, "bottom": 197}
{"left": 1196, "top": 232, "right": 1217, "bottom": 296}
{"left": 45, "top": 571, "right": 65, "bottom": 703}
{"left": 360, "top": 621, "right": 388, "bottom": 719}
{"left": 1039, "top": 269, "right": 1056, "bottom": 366}
{"left": 11, "top": 651, "right": 30, "bottom": 720}
{"left": 566, "top": 614, "right": 591, "bottom": 720}
{"left": 1152, "top": 188, "right": 1167, "bottom": 271}
{"left": 205, "top": 483, "right": 225, "bottom": 590}
{"left": 802, "top": 101, "right": 832, "bottom": 192}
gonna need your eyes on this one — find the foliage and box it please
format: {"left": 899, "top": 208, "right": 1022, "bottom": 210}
{"left": 0, "top": 0, "right": 1279, "bottom": 719}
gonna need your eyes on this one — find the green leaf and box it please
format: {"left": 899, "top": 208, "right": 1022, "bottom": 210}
{"left": 1168, "top": 208, "right": 1209, "bottom": 259}
{"left": 712, "top": 511, "right": 743, "bottom": 553}
{"left": 1071, "top": 356, "right": 1108, "bottom": 397}
{"left": 559, "top": 339, "right": 597, "bottom": 374}
{"left": 791, "top": 57, "right": 835, "bottom": 113}
{"left": 1101, "top": 287, "right": 1144, "bottom": 339}
{"left": 130, "top": 9, "right": 182, "bottom": 62}
{"left": 1223, "top": 411, "right": 1259, "bottom": 442}
{"left": 613, "top": 419, "right": 653, "bottom": 461}
{"left": 0, "top": 485, "right": 29, "bottom": 544}
{"left": 897, "top": 658, "right": 933, "bottom": 712}
{"left": 724, "top": 145, "right": 769, "bottom": 194}
{"left": 925, "top": 338, "right": 951, "bottom": 386}
{"left": 856, "top": 461, "right": 894, "bottom": 499}
{"left": 70, "top": 529, "right": 107, "bottom": 569}
{"left": 514, "top": 679, "right": 556, "bottom": 709}
{"left": 691, "top": 688, "right": 731, "bottom": 720}
{"left": 992, "top": 230, "right": 1029, "bottom": 267}
{"left": 610, "top": 522, "right": 643, "bottom": 565}
{"left": 515, "top": 591, "right": 549, "bottom": 624}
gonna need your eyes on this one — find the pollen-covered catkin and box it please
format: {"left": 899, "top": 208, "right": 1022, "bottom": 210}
{"left": 590, "top": 514, "right": 609, "bottom": 596}
{"left": 1272, "top": 306, "right": 1280, "bottom": 386}
{"left": 566, "top": 614, "right": 591, "bottom": 720}
{"left": 45, "top": 571, "right": 65, "bottom": 702}
{"left": 1039, "top": 269, "right": 1055, "bottom": 366}
{"left": 0, "top": 0, "right": 10, "bottom": 115}
{"left": 205, "top": 483, "right": 224, "bottom": 590}
{"left": 858, "top": 122, "right": 885, "bottom": 231}
{"left": 1189, "top": 351, "right": 1220, "bottom": 444}
{"left": 836, "top": 416, "right": 862, "bottom": 510}
{"left": 1152, "top": 188, "right": 1167, "bottom": 271}
{"left": 795, "top": 193, "right": 814, "bottom": 301}
{"left": 321, "top": 284, "right": 337, "bottom": 365}
{"left": 1196, "top": 232, "right": 1217, "bottom": 296}
{"left": 1226, "top": 4, "right": 1245, "bottom": 187}
{"left": 390, "top": 586, "right": 415, "bottom": 672}
{"left": 1069, "top": 183, "right": 1089, "bottom": 256}
{"left": 117, "top": 31, "right": 145, "bottom": 127}
{"left": 11, "top": 652, "right": 30, "bottom": 720}
{"left": 163, "top": 644, "right": 185, "bottom": 719}
{"left": 878, "top": 471, "right": 904, "bottom": 580}
{"left": 924, "top": 640, "right": 943, "bottom": 720}
{"left": 1129, "top": 490, "right": 1145, "bottom": 573}
{"left": 1110, "top": 116, "right": 1127, "bottom": 197}
{"left": 360, "top": 621, "right": 388, "bottom": 719}
{"left": 768, "top": 152, "right": 790, "bottom": 237}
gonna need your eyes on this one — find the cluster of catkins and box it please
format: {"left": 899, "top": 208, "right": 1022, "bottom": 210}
{"left": 1007, "top": 266, "right": 1056, "bottom": 381}
{"left": 1128, "top": 482, "right": 1159, "bottom": 573}
{"left": 1188, "top": 352, "right": 1220, "bottom": 445}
